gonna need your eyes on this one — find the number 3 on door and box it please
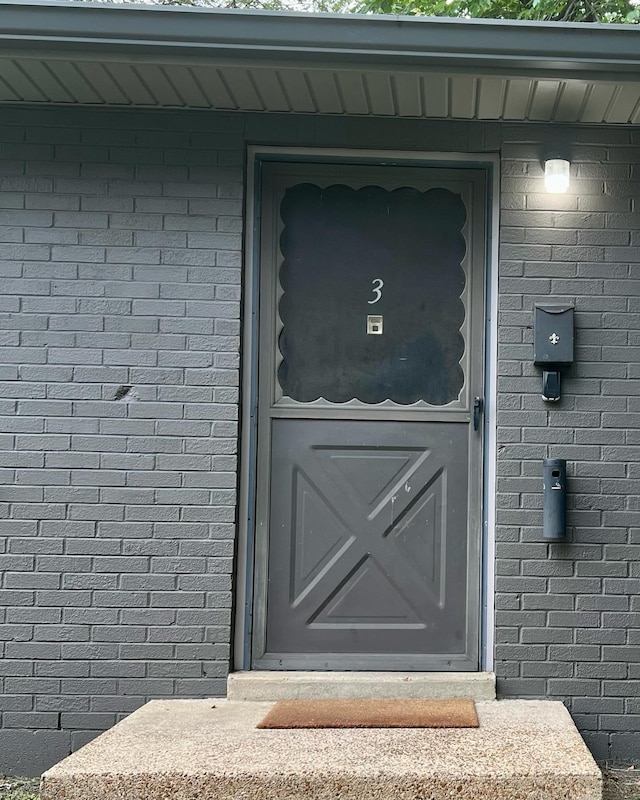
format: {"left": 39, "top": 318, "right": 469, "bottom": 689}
{"left": 368, "top": 278, "right": 384, "bottom": 304}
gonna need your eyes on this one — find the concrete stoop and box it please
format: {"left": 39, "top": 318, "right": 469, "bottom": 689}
{"left": 41, "top": 698, "right": 601, "bottom": 800}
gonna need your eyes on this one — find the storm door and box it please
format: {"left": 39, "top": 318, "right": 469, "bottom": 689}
{"left": 252, "top": 160, "right": 487, "bottom": 671}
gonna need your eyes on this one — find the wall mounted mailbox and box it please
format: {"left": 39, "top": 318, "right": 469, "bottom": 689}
{"left": 534, "top": 305, "right": 574, "bottom": 402}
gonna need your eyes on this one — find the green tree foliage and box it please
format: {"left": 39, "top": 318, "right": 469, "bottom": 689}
{"left": 89, "top": 0, "right": 353, "bottom": 11}
{"left": 77, "top": 0, "right": 640, "bottom": 23}
{"left": 357, "top": 0, "right": 640, "bottom": 22}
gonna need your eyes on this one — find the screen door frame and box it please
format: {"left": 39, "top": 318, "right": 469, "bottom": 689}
{"left": 235, "top": 145, "right": 500, "bottom": 672}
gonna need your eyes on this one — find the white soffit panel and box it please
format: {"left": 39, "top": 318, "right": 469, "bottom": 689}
{"left": 134, "top": 64, "right": 184, "bottom": 107}
{"left": 76, "top": 62, "right": 130, "bottom": 104}
{"left": 164, "top": 66, "right": 209, "bottom": 108}
{"left": 450, "top": 76, "right": 476, "bottom": 120}
{"left": 189, "top": 66, "right": 236, "bottom": 108}
{"left": 554, "top": 82, "right": 589, "bottom": 123}
{"left": 364, "top": 73, "right": 395, "bottom": 117}
{"left": 277, "top": 70, "right": 316, "bottom": 113}
{"left": 393, "top": 73, "right": 423, "bottom": 117}
{"left": 335, "top": 72, "right": 369, "bottom": 115}
{"left": 306, "top": 72, "right": 343, "bottom": 114}
{"left": 606, "top": 85, "right": 640, "bottom": 124}
{"left": 581, "top": 84, "right": 618, "bottom": 123}
{"left": 502, "top": 79, "right": 533, "bottom": 120}
{"left": 423, "top": 74, "right": 448, "bottom": 118}
{"left": 529, "top": 80, "right": 560, "bottom": 121}
{"left": 1, "top": 59, "right": 47, "bottom": 101}
{"left": 105, "top": 63, "right": 157, "bottom": 105}
{"left": 0, "top": 76, "right": 19, "bottom": 101}
{"left": 476, "top": 78, "right": 504, "bottom": 120}
{"left": 2, "top": 55, "right": 640, "bottom": 124}
{"left": 21, "top": 60, "right": 73, "bottom": 102}
{"left": 45, "top": 61, "right": 102, "bottom": 104}
{"left": 250, "top": 69, "right": 289, "bottom": 113}
{"left": 221, "top": 67, "right": 263, "bottom": 111}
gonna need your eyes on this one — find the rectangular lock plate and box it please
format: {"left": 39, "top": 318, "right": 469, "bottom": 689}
{"left": 367, "top": 315, "right": 383, "bottom": 335}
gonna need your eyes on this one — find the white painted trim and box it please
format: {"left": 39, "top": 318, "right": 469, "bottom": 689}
{"left": 235, "top": 145, "right": 500, "bottom": 673}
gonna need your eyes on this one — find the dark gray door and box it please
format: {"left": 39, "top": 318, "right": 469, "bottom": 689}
{"left": 252, "top": 161, "right": 486, "bottom": 671}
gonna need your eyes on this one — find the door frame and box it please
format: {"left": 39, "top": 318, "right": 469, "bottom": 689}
{"left": 234, "top": 145, "right": 500, "bottom": 672}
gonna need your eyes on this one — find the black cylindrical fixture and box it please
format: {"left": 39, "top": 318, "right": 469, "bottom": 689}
{"left": 543, "top": 457, "right": 567, "bottom": 540}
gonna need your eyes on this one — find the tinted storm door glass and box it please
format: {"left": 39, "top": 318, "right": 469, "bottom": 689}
{"left": 277, "top": 183, "right": 467, "bottom": 405}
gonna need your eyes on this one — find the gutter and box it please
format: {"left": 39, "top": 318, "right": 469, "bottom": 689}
{"left": 0, "top": 0, "right": 640, "bottom": 81}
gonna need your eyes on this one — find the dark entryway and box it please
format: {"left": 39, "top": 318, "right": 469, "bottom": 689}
{"left": 251, "top": 159, "right": 487, "bottom": 670}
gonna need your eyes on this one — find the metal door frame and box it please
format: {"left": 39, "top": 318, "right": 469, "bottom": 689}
{"left": 235, "top": 145, "right": 499, "bottom": 672}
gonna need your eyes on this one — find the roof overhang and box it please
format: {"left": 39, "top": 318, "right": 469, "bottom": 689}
{"left": 1, "top": 0, "right": 640, "bottom": 123}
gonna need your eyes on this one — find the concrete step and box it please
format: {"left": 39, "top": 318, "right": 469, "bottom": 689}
{"left": 227, "top": 670, "right": 497, "bottom": 701}
{"left": 41, "top": 698, "right": 601, "bottom": 800}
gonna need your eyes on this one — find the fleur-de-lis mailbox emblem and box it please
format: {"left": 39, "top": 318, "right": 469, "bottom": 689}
{"left": 549, "top": 333, "right": 560, "bottom": 345}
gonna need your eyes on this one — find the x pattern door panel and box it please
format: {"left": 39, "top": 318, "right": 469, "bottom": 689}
{"left": 266, "top": 421, "right": 472, "bottom": 665}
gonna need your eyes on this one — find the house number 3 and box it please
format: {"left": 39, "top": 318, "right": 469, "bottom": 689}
{"left": 368, "top": 278, "right": 384, "bottom": 304}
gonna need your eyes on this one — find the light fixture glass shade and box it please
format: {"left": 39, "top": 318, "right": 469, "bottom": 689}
{"left": 544, "top": 158, "right": 570, "bottom": 193}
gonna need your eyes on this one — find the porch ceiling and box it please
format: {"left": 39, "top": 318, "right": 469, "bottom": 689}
{"left": 2, "top": 0, "right": 640, "bottom": 123}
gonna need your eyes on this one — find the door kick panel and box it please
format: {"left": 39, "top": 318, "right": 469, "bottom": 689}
{"left": 267, "top": 420, "right": 469, "bottom": 658}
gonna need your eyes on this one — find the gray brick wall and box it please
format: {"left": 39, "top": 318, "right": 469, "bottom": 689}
{"left": 0, "top": 107, "right": 243, "bottom": 773}
{"left": 1, "top": 106, "right": 640, "bottom": 771}
{"left": 494, "top": 124, "right": 640, "bottom": 765}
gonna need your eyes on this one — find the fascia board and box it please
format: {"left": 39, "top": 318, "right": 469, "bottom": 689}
{"left": 0, "top": 0, "right": 640, "bottom": 82}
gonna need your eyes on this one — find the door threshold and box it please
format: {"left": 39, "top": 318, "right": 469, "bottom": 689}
{"left": 227, "top": 671, "right": 496, "bottom": 701}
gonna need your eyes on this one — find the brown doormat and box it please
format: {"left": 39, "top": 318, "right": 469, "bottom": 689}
{"left": 257, "top": 698, "right": 479, "bottom": 729}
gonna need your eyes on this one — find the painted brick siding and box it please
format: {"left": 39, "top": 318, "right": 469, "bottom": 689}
{"left": 0, "top": 107, "right": 243, "bottom": 773}
{"left": 1, "top": 107, "right": 640, "bottom": 771}
{"left": 495, "top": 126, "right": 640, "bottom": 764}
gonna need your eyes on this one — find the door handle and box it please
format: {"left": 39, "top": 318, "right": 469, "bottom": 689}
{"left": 473, "top": 397, "right": 484, "bottom": 432}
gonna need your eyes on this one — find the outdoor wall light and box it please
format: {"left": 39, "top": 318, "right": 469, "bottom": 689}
{"left": 544, "top": 157, "right": 571, "bottom": 193}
